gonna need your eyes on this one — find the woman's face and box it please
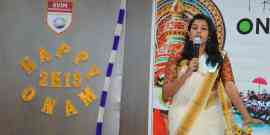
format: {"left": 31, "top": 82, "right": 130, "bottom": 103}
{"left": 188, "top": 19, "right": 209, "bottom": 45}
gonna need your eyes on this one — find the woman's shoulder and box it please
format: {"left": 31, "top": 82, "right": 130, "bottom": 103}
{"left": 219, "top": 50, "right": 231, "bottom": 66}
{"left": 220, "top": 50, "right": 232, "bottom": 65}
{"left": 221, "top": 50, "right": 227, "bottom": 58}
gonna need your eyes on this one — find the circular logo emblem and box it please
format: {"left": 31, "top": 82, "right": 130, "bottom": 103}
{"left": 53, "top": 17, "right": 66, "bottom": 29}
{"left": 237, "top": 18, "right": 253, "bottom": 34}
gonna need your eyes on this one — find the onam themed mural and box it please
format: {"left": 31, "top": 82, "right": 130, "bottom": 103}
{"left": 150, "top": 0, "right": 270, "bottom": 135}
{"left": 20, "top": 0, "right": 125, "bottom": 133}
{"left": 18, "top": 0, "right": 101, "bottom": 118}
{"left": 19, "top": 42, "right": 100, "bottom": 117}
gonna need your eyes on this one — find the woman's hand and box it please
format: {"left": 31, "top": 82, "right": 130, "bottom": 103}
{"left": 188, "top": 58, "right": 199, "bottom": 72}
{"left": 243, "top": 117, "right": 265, "bottom": 128}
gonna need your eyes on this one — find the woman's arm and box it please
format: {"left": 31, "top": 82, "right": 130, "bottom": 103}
{"left": 224, "top": 81, "right": 251, "bottom": 121}
{"left": 221, "top": 54, "right": 264, "bottom": 126}
{"left": 162, "top": 69, "right": 191, "bottom": 101}
{"left": 224, "top": 81, "right": 264, "bottom": 126}
{"left": 162, "top": 58, "right": 198, "bottom": 101}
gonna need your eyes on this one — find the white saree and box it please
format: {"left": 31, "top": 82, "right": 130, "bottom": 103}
{"left": 168, "top": 54, "right": 228, "bottom": 135}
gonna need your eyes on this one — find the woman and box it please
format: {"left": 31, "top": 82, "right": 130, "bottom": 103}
{"left": 163, "top": 14, "right": 263, "bottom": 135}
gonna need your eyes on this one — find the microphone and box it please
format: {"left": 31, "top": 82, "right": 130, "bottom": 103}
{"left": 193, "top": 36, "right": 201, "bottom": 72}
{"left": 193, "top": 36, "right": 201, "bottom": 58}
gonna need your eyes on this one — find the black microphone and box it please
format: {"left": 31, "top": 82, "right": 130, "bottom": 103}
{"left": 193, "top": 36, "right": 201, "bottom": 58}
{"left": 193, "top": 36, "right": 201, "bottom": 72}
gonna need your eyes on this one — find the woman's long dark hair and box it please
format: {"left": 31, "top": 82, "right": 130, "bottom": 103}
{"left": 181, "top": 14, "right": 223, "bottom": 66}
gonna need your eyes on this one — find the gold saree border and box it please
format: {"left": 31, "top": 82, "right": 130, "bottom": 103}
{"left": 176, "top": 71, "right": 219, "bottom": 135}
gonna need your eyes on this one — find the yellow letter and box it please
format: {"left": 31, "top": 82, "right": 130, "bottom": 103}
{"left": 51, "top": 72, "right": 62, "bottom": 88}
{"left": 77, "top": 87, "right": 96, "bottom": 106}
{"left": 21, "top": 86, "right": 36, "bottom": 102}
{"left": 39, "top": 70, "right": 48, "bottom": 87}
{"left": 41, "top": 97, "right": 56, "bottom": 115}
{"left": 72, "top": 72, "right": 81, "bottom": 88}
{"left": 84, "top": 64, "right": 102, "bottom": 80}
{"left": 63, "top": 72, "right": 71, "bottom": 88}
{"left": 19, "top": 56, "right": 36, "bottom": 75}
{"left": 74, "top": 51, "right": 89, "bottom": 65}
{"left": 65, "top": 100, "right": 78, "bottom": 117}
{"left": 56, "top": 42, "right": 71, "bottom": 59}
{"left": 39, "top": 48, "right": 52, "bottom": 64}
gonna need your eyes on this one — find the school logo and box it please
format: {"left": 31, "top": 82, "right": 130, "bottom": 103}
{"left": 46, "top": 0, "right": 73, "bottom": 35}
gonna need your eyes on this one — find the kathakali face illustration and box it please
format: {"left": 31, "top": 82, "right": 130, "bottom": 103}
{"left": 154, "top": 0, "right": 225, "bottom": 83}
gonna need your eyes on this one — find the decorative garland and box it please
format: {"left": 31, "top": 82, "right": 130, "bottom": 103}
{"left": 95, "top": 0, "right": 126, "bottom": 135}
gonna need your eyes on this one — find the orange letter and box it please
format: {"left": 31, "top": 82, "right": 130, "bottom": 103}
{"left": 77, "top": 87, "right": 96, "bottom": 106}
{"left": 41, "top": 97, "right": 56, "bottom": 115}
{"left": 65, "top": 100, "right": 78, "bottom": 117}
{"left": 51, "top": 72, "right": 62, "bottom": 88}
{"left": 39, "top": 70, "right": 48, "bottom": 87}
{"left": 21, "top": 86, "right": 36, "bottom": 102}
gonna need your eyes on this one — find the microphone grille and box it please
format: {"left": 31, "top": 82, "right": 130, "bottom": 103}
{"left": 193, "top": 36, "right": 201, "bottom": 45}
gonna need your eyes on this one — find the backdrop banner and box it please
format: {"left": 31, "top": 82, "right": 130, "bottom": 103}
{"left": 149, "top": 0, "right": 270, "bottom": 135}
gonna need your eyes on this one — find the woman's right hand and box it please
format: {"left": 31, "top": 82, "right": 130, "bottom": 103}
{"left": 187, "top": 58, "right": 199, "bottom": 72}
{"left": 179, "top": 58, "right": 199, "bottom": 79}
